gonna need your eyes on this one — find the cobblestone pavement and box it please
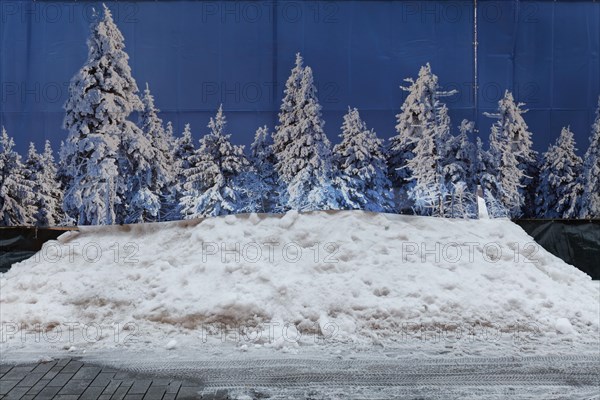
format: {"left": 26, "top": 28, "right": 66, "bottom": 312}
{"left": 0, "top": 359, "right": 229, "bottom": 400}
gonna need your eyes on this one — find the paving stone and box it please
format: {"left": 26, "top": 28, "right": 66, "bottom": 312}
{"left": 25, "top": 379, "right": 49, "bottom": 395}
{"left": 33, "top": 385, "right": 62, "bottom": 400}
{"left": 61, "top": 361, "right": 84, "bottom": 373}
{"left": 2, "top": 366, "right": 34, "bottom": 380}
{"left": 42, "top": 366, "right": 64, "bottom": 380}
{"left": 175, "top": 386, "right": 202, "bottom": 399}
{"left": 110, "top": 385, "right": 131, "bottom": 400}
{"left": 0, "top": 381, "right": 20, "bottom": 395}
{"left": 12, "top": 365, "right": 35, "bottom": 373}
{"left": 0, "top": 360, "right": 222, "bottom": 400}
{"left": 18, "top": 372, "right": 46, "bottom": 387}
{"left": 56, "top": 359, "right": 71, "bottom": 367}
{"left": 91, "top": 372, "right": 115, "bottom": 387}
{"left": 58, "top": 379, "right": 92, "bottom": 395}
{"left": 0, "top": 366, "right": 13, "bottom": 375}
{"left": 4, "top": 385, "right": 30, "bottom": 400}
{"left": 127, "top": 380, "right": 151, "bottom": 395}
{"left": 47, "top": 372, "right": 74, "bottom": 387}
{"left": 113, "top": 371, "right": 132, "bottom": 380}
{"left": 166, "top": 381, "right": 181, "bottom": 394}
{"left": 142, "top": 385, "right": 165, "bottom": 400}
{"left": 80, "top": 384, "right": 106, "bottom": 400}
{"left": 100, "top": 380, "right": 121, "bottom": 396}
{"left": 31, "top": 363, "right": 56, "bottom": 376}
{"left": 72, "top": 367, "right": 101, "bottom": 381}
{"left": 150, "top": 378, "right": 171, "bottom": 386}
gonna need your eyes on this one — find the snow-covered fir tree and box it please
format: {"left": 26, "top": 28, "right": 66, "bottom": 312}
{"left": 483, "top": 91, "right": 537, "bottom": 218}
{"left": 0, "top": 127, "right": 35, "bottom": 226}
{"left": 333, "top": 107, "right": 393, "bottom": 212}
{"left": 579, "top": 96, "right": 600, "bottom": 218}
{"left": 179, "top": 105, "right": 249, "bottom": 218}
{"left": 25, "top": 141, "right": 65, "bottom": 226}
{"left": 57, "top": 140, "right": 68, "bottom": 190}
{"left": 272, "top": 53, "right": 338, "bottom": 211}
{"left": 441, "top": 119, "right": 477, "bottom": 218}
{"left": 406, "top": 114, "right": 443, "bottom": 216}
{"left": 138, "top": 83, "right": 176, "bottom": 221}
{"left": 388, "top": 63, "right": 456, "bottom": 212}
{"left": 483, "top": 91, "right": 536, "bottom": 218}
{"left": 249, "top": 125, "right": 280, "bottom": 213}
{"left": 484, "top": 118, "right": 523, "bottom": 218}
{"left": 173, "top": 123, "right": 195, "bottom": 211}
{"left": 474, "top": 136, "right": 486, "bottom": 184}
{"left": 120, "top": 123, "right": 158, "bottom": 224}
{"left": 535, "top": 127, "right": 583, "bottom": 218}
{"left": 165, "top": 121, "right": 176, "bottom": 153}
{"left": 446, "top": 120, "right": 476, "bottom": 190}
{"left": 62, "top": 4, "right": 143, "bottom": 225}
{"left": 475, "top": 136, "right": 506, "bottom": 217}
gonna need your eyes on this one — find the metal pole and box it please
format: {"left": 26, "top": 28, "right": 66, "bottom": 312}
{"left": 473, "top": 0, "right": 479, "bottom": 123}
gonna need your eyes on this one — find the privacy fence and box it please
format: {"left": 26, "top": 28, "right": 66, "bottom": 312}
{"left": 0, "top": 227, "right": 77, "bottom": 273}
{"left": 514, "top": 219, "right": 600, "bottom": 280}
{"left": 1, "top": 1, "right": 599, "bottom": 153}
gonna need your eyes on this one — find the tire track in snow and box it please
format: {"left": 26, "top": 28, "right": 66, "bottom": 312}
{"left": 89, "top": 354, "right": 600, "bottom": 398}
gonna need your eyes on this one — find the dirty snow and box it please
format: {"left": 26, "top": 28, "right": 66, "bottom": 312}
{"left": 0, "top": 211, "right": 598, "bottom": 361}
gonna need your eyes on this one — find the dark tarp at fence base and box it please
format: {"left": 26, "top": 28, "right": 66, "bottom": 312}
{"left": 0, "top": 227, "right": 77, "bottom": 273}
{"left": 514, "top": 219, "right": 600, "bottom": 280}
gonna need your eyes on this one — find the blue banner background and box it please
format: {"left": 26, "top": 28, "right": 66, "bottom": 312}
{"left": 1, "top": 1, "right": 599, "bottom": 155}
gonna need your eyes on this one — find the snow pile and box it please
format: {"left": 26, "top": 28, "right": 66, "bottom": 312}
{"left": 1, "top": 211, "right": 597, "bottom": 353}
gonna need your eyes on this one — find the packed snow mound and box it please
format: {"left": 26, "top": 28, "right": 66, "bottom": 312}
{"left": 1, "top": 211, "right": 598, "bottom": 350}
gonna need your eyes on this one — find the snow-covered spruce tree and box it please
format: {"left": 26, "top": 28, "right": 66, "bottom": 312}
{"left": 388, "top": 63, "right": 456, "bottom": 212}
{"left": 250, "top": 125, "right": 280, "bottom": 213}
{"left": 485, "top": 90, "right": 537, "bottom": 218}
{"left": 475, "top": 134, "right": 511, "bottom": 218}
{"left": 524, "top": 154, "right": 541, "bottom": 218}
{"left": 484, "top": 117, "right": 523, "bottom": 218}
{"left": 172, "top": 123, "right": 195, "bottom": 212}
{"left": 580, "top": 96, "right": 600, "bottom": 218}
{"left": 138, "top": 83, "right": 177, "bottom": 221}
{"left": 400, "top": 80, "right": 457, "bottom": 216}
{"left": 57, "top": 140, "right": 68, "bottom": 190}
{"left": 0, "top": 127, "right": 35, "bottom": 226}
{"left": 165, "top": 121, "right": 176, "bottom": 153}
{"left": 333, "top": 107, "right": 393, "bottom": 212}
{"left": 484, "top": 90, "right": 537, "bottom": 218}
{"left": 56, "top": 141, "right": 76, "bottom": 226}
{"left": 535, "top": 127, "right": 583, "bottom": 218}
{"left": 405, "top": 113, "right": 443, "bottom": 216}
{"left": 179, "top": 105, "right": 249, "bottom": 218}
{"left": 441, "top": 119, "right": 477, "bottom": 218}
{"left": 25, "top": 141, "right": 65, "bottom": 226}
{"left": 474, "top": 136, "right": 486, "bottom": 185}
{"left": 476, "top": 136, "right": 507, "bottom": 217}
{"left": 272, "top": 53, "right": 338, "bottom": 211}
{"left": 62, "top": 4, "right": 143, "bottom": 225}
